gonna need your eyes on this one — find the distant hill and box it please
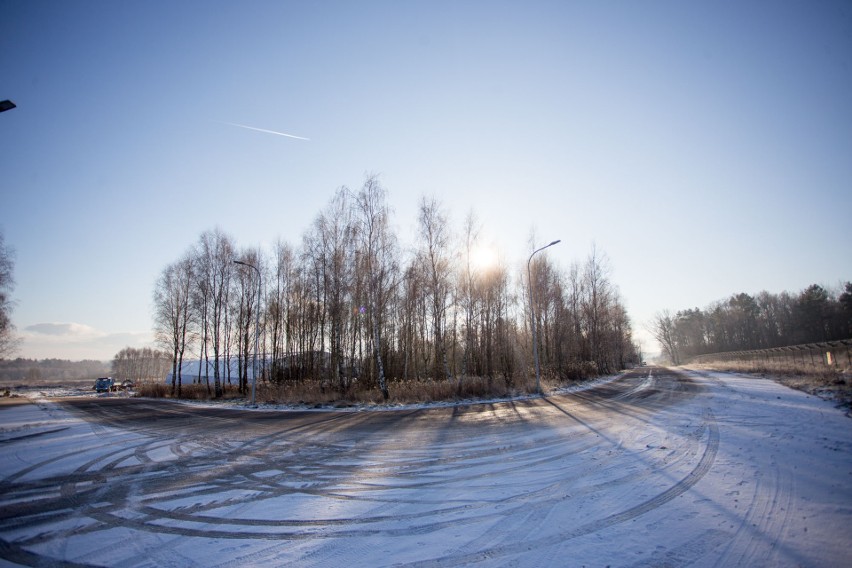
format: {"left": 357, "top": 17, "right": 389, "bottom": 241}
{"left": 0, "top": 358, "right": 110, "bottom": 386}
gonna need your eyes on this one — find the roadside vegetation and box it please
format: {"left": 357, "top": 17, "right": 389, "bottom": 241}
{"left": 686, "top": 360, "right": 851, "bottom": 411}
{"left": 648, "top": 282, "right": 852, "bottom": 366}
{"left": 1, "top": 179, "right": 640, "bottom": 405}
{"left": 147, "top": 175, "right": 640, "bottom": 403}
{"left": 649, "top": 280, "right": 852, "bottom": 410}
{"left": 134, "top": 369, "right": 596, "bottom": 406}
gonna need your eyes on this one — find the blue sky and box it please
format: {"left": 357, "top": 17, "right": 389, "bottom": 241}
{"left": 2, "top": 0, "right": 851, "bottom": 361}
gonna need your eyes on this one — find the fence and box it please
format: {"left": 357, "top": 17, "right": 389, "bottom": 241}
{"left": 689, "top": 339, "right": 852, "bottom": 372}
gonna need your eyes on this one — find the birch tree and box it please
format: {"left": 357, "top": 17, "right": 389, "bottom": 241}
{"left": 196, "top": 228, "right": 235, "bottom": 398}
{"left": 306, "top": 188, "right": 358, "bottom": 390}
{"left": 458, "top": 211, "right": 481, "bottom": 382}
{"left": 582, "top": 246, "right": 611, "bottom": 372}
{"left": 416, "top": 196, "right": 453, "bottom": 381}
{"left": 352, "top": 175, "right": 398, "bottom": 400}
{"left": 268, "top": 239, "right": 295, "bottom": 383}
{"left": 153, "top": 252, "right": 196, "bottom": 397}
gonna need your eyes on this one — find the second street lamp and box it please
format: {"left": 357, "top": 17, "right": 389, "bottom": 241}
{"left": 527, "top": 239, "right": 561, "bottom": 395}
{"left": 233, "top": 259, "right": 261, "bottom": 406}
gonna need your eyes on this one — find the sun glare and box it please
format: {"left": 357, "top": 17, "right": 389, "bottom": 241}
{"left": 470, "top": 245, "right": 499, "bottom": 271}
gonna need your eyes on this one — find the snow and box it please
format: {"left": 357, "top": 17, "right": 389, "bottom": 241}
{"left": 6, "top": 373, "right": 623, "bottom": 414}
{"left": 1, "top": 369, "right": 850, "bottom": 567}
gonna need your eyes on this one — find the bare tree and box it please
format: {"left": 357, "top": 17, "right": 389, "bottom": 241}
{"left": 0, "top": 231, "right": 19, "bottom": 358}
{"left": 416, "top": 196, "right": 454, "bottom": 381}
{"left": 352, "top": 175, "right": 398, "bottom": 400}
{"left": 648, "top": 310, "right": 680, "bottom": 365}
{"left": 111, "top": 347, "right": 171, "bottom": 384}
{"left": 153, "top": 252, "right": 197, "bottom": 397}
{"left": 606, "top": 297, "right": 632, "bottom": 370}
{"left": 300, "top": 225, "right": 326, "bottom": 380}
{"left": 582, "top": 245, "right": 612, "bottom": 372}
{"left": 541, "top": 248, "right": 638, "bottom": 379}
{"left": 151, "top": 186, "right": 645, "bottom": 400}
{"left": 268, "top": 239, "right": 295, "bottom": 383}
{"left": 527, "top": 245, "right": 560, "bottom": 376}
{"left": 458, "top": 211, "right": 481, "bottom": 382}
{"left": 196, "top": 228, "right": 236, "bottom": 398}
{"left": 398, "top": 261, "right": 422, "bottom": 379}
{"left": 566, "top": 261, "right": 586, "bottom": 361}
{"left": 480, "top": 260, "right": 512, "bottom": 383}
{"left": 315, "top": 189, "right": 357, "bottom": 391}
{"left": 232, "top": 247, "right": 262, "bottom": 394}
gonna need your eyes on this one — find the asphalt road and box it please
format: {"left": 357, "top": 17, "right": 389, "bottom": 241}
{"left": 1, "top": 366, "right": 849, "bottom": 567}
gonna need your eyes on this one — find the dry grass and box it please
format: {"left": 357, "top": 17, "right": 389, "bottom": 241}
{"left": 388, "top": 376, "right": 525, "bottom": 404}
{"left": 135, "top": 373, "right": 577, "bottom": 406}
{"left": 253, "top": 375, "right": 543, "bottom": 407}
{"left": 136, "top": 382, "right": 247, "bottom": 400}
{"left": 136, "top": 372, "right": 588, "bottom": 407}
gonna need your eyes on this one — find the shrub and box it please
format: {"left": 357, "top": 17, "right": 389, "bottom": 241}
{"left": 136, "top": 382, "right": 170, "bottom": 398}
{"left": 136, "top": 381, "right": 244, "bottom": 400}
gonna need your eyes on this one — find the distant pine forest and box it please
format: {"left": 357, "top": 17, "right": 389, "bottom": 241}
{"left": 0, "top": 358, "right": 110, "bottom": 384}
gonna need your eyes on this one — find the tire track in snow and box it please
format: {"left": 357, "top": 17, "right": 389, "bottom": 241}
{"left": 1, "top": 368, "right": 717, "bottom": 566}
{"left": 401, "top": 407, "right": 720, "bottom": 567}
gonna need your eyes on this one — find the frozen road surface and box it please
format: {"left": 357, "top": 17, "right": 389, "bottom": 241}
{"left": 1, "top": 367, "right": 850, "bottom": 567}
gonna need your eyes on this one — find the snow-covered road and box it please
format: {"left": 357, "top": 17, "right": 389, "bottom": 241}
{"left": 1, "top": 367, "right": 849, "bottom": 567}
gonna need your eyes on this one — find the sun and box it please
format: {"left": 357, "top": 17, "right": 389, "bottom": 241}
{"left": 470, "top": 244, "right": 499, "bottom": 271}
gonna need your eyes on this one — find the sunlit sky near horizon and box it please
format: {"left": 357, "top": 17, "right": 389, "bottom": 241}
{"left": 2, "top": 0, "right": 851, "bottom": 362}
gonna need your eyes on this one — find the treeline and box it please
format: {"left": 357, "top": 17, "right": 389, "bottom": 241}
{"left": 0, "top": 350, "right": 172, "bottom": 385}
{"left": 111, "top": 347, "right": 171, "bottom": 383}
{"left": 154, "top": 175, "right": 639, "bottom": 399}
{"left": 651, "top": 283, "right": 852, "bottom": 364}
{"left": 1, "top": 230, "right": 16, "bottom": 359}
{"left": 0, "top": 358, "right": 109, "bottom": 384}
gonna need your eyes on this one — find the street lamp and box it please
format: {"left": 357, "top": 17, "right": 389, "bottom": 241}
{"left": 527, "top": 239, "right": 561, "bottom": 395}
{"left": 233, "top": 259, "right": 261, "bottom": 406}
{"left": 0, "top": 100, "right": 16, "bottom": 113}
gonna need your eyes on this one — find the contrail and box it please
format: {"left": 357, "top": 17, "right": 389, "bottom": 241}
{"left": 219, "top": 120, "right": 310, "bottom": 141}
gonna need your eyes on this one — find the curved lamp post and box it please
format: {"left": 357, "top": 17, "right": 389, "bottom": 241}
{"left": 233, "top": 259, "right": 261, "bottom": 406}
{"left": 527, "top": 239, "right": 561, "bottom": 395}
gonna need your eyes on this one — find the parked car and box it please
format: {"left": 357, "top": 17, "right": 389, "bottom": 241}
{"left": 93, "top": 377, "right": 114, "bottom": 393}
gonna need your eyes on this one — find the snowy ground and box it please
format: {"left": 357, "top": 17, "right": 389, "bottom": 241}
{"left": 0, "top": 367, "right": 850, "bottom": 567}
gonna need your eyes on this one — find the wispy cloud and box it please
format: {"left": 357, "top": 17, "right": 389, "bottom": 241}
{"left": 218, "top": 121, "right": 310, "bottom": 141}
{"left": 20, "top": 323, "right": 153, "bottom": 361}
{"left": 25, "top": 322, "right": 101, "bottom": 337}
